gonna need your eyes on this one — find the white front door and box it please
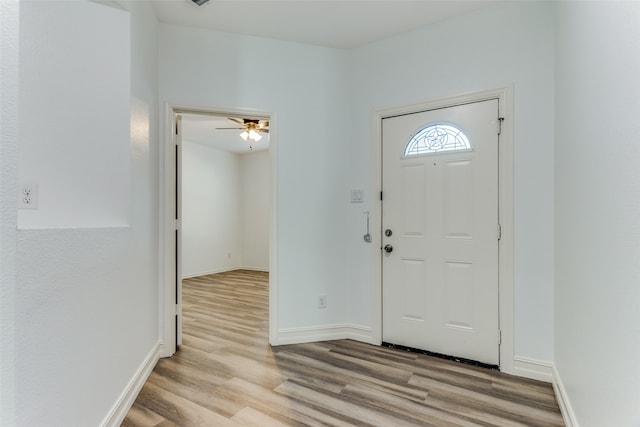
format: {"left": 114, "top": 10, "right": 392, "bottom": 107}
{"left": 382, "top": 99, "right": 500, "bottom": 366}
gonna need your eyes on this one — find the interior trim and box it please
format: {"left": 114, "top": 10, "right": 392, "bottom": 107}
{"left": 274, "top": 324, "right": 375, "bottom": 346}
{"left": 552, "top": 365, "right": 579, "bottom": 427}
{"left": 513, "top": 355, "right": 553, "bottom": 382}
{"left": 101, "top": 342, "right": 159, "bottom": 427}
{"left": 159, "top": 103, "right": 278, "bottom": 357}
{"left": 181, "top": 266, "right": 269, "bottom": 280}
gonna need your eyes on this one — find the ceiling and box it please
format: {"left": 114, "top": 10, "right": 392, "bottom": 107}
{"left": 181, "top": 114, "right": 270, "bottom": 154}
{"left": 151, "top": 0, "right": 499, "bottom": 50}
{"left": 165, "top": 1, "right": 499, "bottom": 153}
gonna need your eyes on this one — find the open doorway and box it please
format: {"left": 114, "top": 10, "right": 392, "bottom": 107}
{"left": 162, "top": 106, "right": 276, "bottom": 357}
{"left": 180, "top": 113, "right": 270, "bottom": 278}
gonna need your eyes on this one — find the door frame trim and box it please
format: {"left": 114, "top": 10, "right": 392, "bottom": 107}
{"left": 371, "top": 87, "right": 515, "bottom": 373}
{"left": 159, "top": 103, "right": 278, "bottom": 357}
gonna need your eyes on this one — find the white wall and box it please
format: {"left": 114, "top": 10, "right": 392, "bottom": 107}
{"left": 241, "top": 150, "right": 270, "bottom": 271}
{"left": 1, "top": 1, "right": 20, "bottom": 425}
{"left": 347, "top": 1, "right": 556, "bottom": 362}
{"left": 160, "top": 26, "right": 352, "bottom": 330}
{"left": 18, "top": 1, "right": 131, "bottom": 229}
{"left": 554, "top": 2, "right": 640, "bottom": 426}
{"left": 182, "top": 142, "right": 270, "bottom": 277}
{"left": 182, "top": 141, "right": 242, "bottom": 277}
{"left": 2, "top": 1, "right": 160, "bottom": 425}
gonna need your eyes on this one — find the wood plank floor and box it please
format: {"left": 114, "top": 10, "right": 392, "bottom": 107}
{"left": 122, "top": 270, "right": 564, "bottom": 427}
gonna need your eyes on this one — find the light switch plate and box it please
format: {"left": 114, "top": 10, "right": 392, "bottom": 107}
{"left": 350, "top": 190, "right": 364, "bottom": 203}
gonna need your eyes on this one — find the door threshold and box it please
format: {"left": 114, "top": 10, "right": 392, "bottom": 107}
{"left": 382, "top": 342, "right": 499, "bottom": 370}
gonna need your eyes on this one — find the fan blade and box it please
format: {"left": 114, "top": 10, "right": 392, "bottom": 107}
{"left": 216, "top": 127, "right": 245, "bottom": 130}
{"left": 228, "top": 118, "right": 245, "bottom": 124}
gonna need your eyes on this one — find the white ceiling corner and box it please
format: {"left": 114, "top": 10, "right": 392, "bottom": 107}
{"left": 160, "top": 1, "right": 499, "bottom": 153}
{"left": 151, "top": 0, "right": 500, "bottom": 50}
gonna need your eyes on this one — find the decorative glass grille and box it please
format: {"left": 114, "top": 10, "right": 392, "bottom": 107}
{"left": 404, "top": 123, "right": 470, "bottom": 156}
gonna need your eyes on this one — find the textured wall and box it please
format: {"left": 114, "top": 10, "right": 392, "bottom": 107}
{"left": 554, "top": 2, "right": 640, "bottom": 425}
{"left": 18, "top": 1, "right": 130, "bottom": 229}
{"left": 5, "top": 1, "right": 160, "bottom": 425}
{"left": 1, "top": 1, "right": 20, "bottom": 425}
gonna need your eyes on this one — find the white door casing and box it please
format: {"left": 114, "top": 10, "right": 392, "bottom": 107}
{"left": 175, "top": 113, "right": 183, "bottom": 347}
{"left": 161, "top": 104, "right": 278, "bottom": 357}
{"left": 382, "top": 99, "right": 500, "bottom": 366}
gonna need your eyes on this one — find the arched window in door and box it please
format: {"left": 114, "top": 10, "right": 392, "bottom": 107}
{"left": 403, "top": 123, "right": 470, "bottom": 156}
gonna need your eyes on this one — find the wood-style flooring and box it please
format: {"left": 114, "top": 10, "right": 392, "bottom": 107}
{"left": 123, "top": 270, "right": 564, "bottom": 427}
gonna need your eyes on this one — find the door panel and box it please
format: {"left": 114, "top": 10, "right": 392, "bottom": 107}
{"left": 444, "top": 260, "right": 473, "bottom": 329}
{"left": 400, "top": 258, "right": 427, "bottom": 322}
{"left": 444, "top": 159, "right": 474, "bottom": 238}
{"left": 382, "top": 99, "right": 500, "bottom": 365}
{"left": 402, "top": 164, "right": 426, "bottom": 235}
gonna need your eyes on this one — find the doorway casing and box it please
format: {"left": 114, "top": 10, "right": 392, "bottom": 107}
{"left": 159, "top": 104, "right": 278, "bottom": 357}
{"left": 370, "top": 87, "right": 515, "bottom": 374}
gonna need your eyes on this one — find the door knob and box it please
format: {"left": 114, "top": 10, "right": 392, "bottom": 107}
{"left": 384, "top": 244, "right": 393, "bottom": 253}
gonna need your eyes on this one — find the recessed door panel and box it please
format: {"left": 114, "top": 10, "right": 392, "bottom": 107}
{"left": 444, "top": 260, "right": 474, "bottom": 330}
{"left": 444, "top": 159, "right": 474, "bottom": 239}
{"left": 400, "top": 258, "right": 426, "bottom": 322}
{"left": 402, "top": 164, "right": 426, "bottom": 237}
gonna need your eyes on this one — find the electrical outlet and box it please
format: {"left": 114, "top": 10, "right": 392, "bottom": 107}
{"left": 318, "top": 295, "right": 327, "bottom": 309}
{"left": 18, "top": 183, "right": 38, "bottom": 209}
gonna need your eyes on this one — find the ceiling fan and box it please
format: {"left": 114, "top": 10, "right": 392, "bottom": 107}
{"left": 216, "top": 118, "right": 269, "bottom": 142}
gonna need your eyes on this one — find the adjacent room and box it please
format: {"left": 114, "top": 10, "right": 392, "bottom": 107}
{"left": 180, "top": 113, "right": 270, "bottom": 278}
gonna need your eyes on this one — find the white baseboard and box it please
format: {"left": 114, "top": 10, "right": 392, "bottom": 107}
{"left": 182, "top": 266, "right": 269, "bottom": 279}
{"left": 239, "top": 266, "right": 269, "bottom": 272}
{"left": 552, "top": 365, "right": 579, "bottom": 427}
{"left": 101, "top": 341, "right": 160, "bottom": 427}
{"left": 513, "top": 358, "right": 579, "bottom": 427}
{"left": 512, "top": 355, "right": 553, "bottom": 382}
{"left": 182, "top": 267, "right": 239, "bottom": 279}
{"left": 274, "top": 324, "right": 374, "bottom": 346}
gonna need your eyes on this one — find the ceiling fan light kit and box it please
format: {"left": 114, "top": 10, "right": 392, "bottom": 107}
{"left": 217, "top": 118, "right": 269, "bottom": 144}
{"left": 249, "top": 129, "right": 262, "bottom": 141}
{"left": 240, "top": 128, "right": 262, "bottom": 142}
